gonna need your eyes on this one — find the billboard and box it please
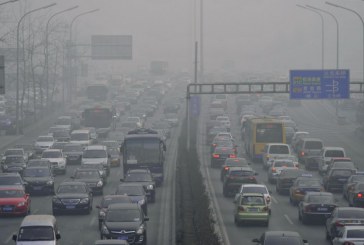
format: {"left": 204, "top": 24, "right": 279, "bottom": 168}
{"left": 91, "top": 35, "right": 132, "bottom": 60}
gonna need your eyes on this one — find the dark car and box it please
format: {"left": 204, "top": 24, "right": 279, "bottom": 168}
{"left": 122, "top": 169, "right": 156, "bottom": 203}
{"left": 207, "top": 127, "right": 228, "bottom": 143}
{"left": 325, "top": 207, "right": 364, "bottom": 241}
{"left": 79, "top": 163, "right": 107, "bottom": 183}
{"left": 96, "top": 195, "right": 133, "bottom": 229}
{"left": 343, "top": 174, "right": 364, "bottom": 200}
{"left": 275, "top": 169, "right": 310, "bottom": 195}
{"left": 298, "top": 192, "right": 337, "bottom": 224}
{"left": 211, "top": 147, "right": 236, "bottom": 168}
{"left": 252, "top": 231, "right": 308, "bottom": 245}
{"left": 71, "top": 168, "right": 104, "bottom": 195}
{"left": 324, "top": 168, "right": 356, "bottom": 192}
{"left": 62, "top": 143, "right": 83, "bottom": 165}
{"left": 222, "top": 167, "right": 258, "bottom": 197}
{"left": 22, "top": 166, "right": 54, "bottom": 195}
{"left": 100, "top": 203, "right": 149, "bottom": 244}
{"left": 2, "top": 155, "right": 26, "bottom": 174}
{"left": 52, "top": 181, "right": 93, "bottom": 215}
{"left": 347, "top": 182, "right": 364, "bottom": 207}
{"left": 220, "top": 157, "right": 250, "bottom": 181}
{"left": 115, "top": 183, "right": 148, "bottom": 215}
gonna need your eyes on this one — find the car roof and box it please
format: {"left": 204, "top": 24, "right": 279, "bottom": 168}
{"left": 242, "top": 184, "right": 267, "bottom": 188}
{"left": 127, "top": 169, "right": 150, "bottom": 173}
{"left": 71, "top": 129, "right": 90, "bottom": 134}
{"left": 43, "top": 149, "right": 61, "bottom": 152}
{"left": 84, "top": 145, "right": 106, "bottom": 150}
{"left": 301, "top": 137, "right": 323, "bottom": 142}
{"left": 241, "top": 192, "right": 264, "bottom": 197}
{"left": 20, "top": 215, "right": 56, "bottom": 227}
{"left": 0, "top": 185, "right": 24, "bottom": 190}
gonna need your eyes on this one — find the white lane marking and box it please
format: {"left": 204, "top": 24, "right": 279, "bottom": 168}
{"left": 271, "top": 195, "right": 278, "bottom": 204}
{"left": 5, "top": 234, "right": 13, "bottom": 244}
{"left": 90, "top": 216, "right": 96, "bottom": 226}
{"left": 284, "top": 214, "right": 294, "bottom": 225}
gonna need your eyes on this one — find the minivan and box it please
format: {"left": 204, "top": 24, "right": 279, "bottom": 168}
{"left": 13, "top": 214, "right": 61, "bottom": 245}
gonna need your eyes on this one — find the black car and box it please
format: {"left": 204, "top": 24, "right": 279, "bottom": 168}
{"left": 52, "top": 181, "right": 93, "bottom": 215}
{"left": 2, "top": 155, "right": 26, "bottom": 174}
{"left": 100, "top": 203, "right": 148, "bottom": 245}
{"left": 79, "top": 164, "right": 107, "bottom": 183}
{"left": 298, "top": 192, "right": 337, "bottom": 224}
{"left": 96, "top": 195, "right": 133, "bottom": 229}
{"left": 211, "top": 147, "right": 236, "bottom": 168}
{"left": 115, "top": 183, "right": 148, "bottom": 215}
{"left": 62, "top": 143, "right": 83, "bottom": 165}
{"left": 222, "top": 167, "right": 258, "bottom": 197}
{"left": 71, "top": 168, "right": 104, "bottom": 195}
{"left": 220, "top": 157, "right": 250, "bottom": 181}
{"left": 343, "top": 174, "right": 364, "bottom": 200}
{"left": 252, "top": 231, "right": 308, "bottom": 245}
{"left": 122, "top": 169, "right": 156, "bottom": 203}
{"left": 323, "top": 168, "right": 356, "bottom": 192}
{"left": 275, "top": 169, "right": 310, "bottom": 195}
{"left": 22, "top": 166, "right": 54, "bottom": 195}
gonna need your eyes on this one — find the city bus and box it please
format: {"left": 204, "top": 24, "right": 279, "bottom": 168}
{"left": 86, "top": 84, "right": 108, "bottom": 101}
{"left": 81, "top": 106, "right": 114, "bottom": 138}
{"left": 244, "top": 117, "right": 286, "bottom": 162}
{"left": 121, "top": 128, "right": 166, "bottom": 186}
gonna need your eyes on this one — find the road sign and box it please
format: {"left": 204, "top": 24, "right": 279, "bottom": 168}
{"left": 290, "top": 70, "right": 350, "bottom": 100}
{"left": 0, "top": 56, "right": 4, "bottom": 94}
{"left": 190, "top": 95, "right": 200, "bottom": 116}
{"left": 91, "top": 35, "right": 132, "bottom": 60}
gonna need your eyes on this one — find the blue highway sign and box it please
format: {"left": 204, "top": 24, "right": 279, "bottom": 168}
{"left": 190, "top": 95, "right": 201, "bottom": 116}
{"left": 290, "top": 69, "right": 350, "bottom": 100}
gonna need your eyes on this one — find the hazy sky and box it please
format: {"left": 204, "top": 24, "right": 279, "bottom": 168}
{"left": 3, "top": 0, "right": 364, "bottom": 79}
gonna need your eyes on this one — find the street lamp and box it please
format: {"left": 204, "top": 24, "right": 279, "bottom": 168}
{"left": 297, "top": 4, "right": 325, "bottom": 69}
{"left": 67, "top": 8, "right": 99, "bottom": 102}
{"left": 45, "top": 5, "right": 78, "bottom": 108}
{"left": 326, "top": 2, "right": 364, "bottom": 87}
{"left": 16, "top": 3, "right": 56, "bottom": 135}
{"left": 0, "top": 0, "right": 18, "bottom": 6}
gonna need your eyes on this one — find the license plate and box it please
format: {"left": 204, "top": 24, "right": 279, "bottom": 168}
{"left": 2, "top": 207, "right": 13, "bottom": 212}
{"left": 33, "top": 187, "right": 42, "bottom": 190}
{"left": 66, "top": 205, "right": 75, "bottom": 209}
{"left": 118, "top": 236, "right": 128, "bottom": 240}
{"left": 249, "top": 208, "right": 259, "bottom": 212}
{"left": 317, "top": 207, "right": 328, "bottom": 212}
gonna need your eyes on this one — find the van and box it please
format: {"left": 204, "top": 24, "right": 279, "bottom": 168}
{"left": 70, "top": 129, "right": 93, "bottom": 146}
{"left": 296, "top": 138, "right": 324, "bottom": 168}
{"left": 13, "top": 214, "right": 61, "bottom": 245}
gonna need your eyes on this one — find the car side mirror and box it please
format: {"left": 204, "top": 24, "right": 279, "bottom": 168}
{"left": 302, "top": 239, "right": 308, "bottom": 244}
{"left": 12, "top": 234, "right": 17, "bottom": 241}
{"left": 56, "top": 233, "right": 61, "bottom": 240}
{"left": 144, "top": 217, "right": 149, "bottom": 221}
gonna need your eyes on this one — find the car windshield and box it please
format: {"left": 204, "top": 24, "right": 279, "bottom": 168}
{"left": 325, "top": 150, "right": 345, "bottom": 157}
{"left": 332, "top": 170, "right": 353, "bottom": 177}
{"left": 28, "top": 160, "right": 49, "bottom": 167}
{"left": 71, "top": 133, "right": 89, "bottom": 141}
{"left": 240, "top": 196, "right": 265, "bottom": 205}
{"left": 0, "top": 189, "right": 24, "bottom": 198}
{"left": 23, "top": 168, "right": 50, "bottom": 177}
{"left": 242, "top": 186, "right": 268, "bottom": 194}
{"left": 63, "top": 145, "right": 83, "bottom": 152}
{"left": 125, "top": 173, "right": 152, "bottom": 182}
{"left": 0, "top": 176, "right": 22, "bottom": 185}
{"left": 4, "top": 150, "right": 22, "bottom": 156}
{"left": 308, "top": 195, "right": 334, "bottom": 203}
{"left": 274, "top": 161, "right": 294, "bottom": 167}
{"left": 17, "top": 226, "right": 54, "bottom": 241}
{"left": 37, "top": 137, "right": 53, "bottom": 142}
{"left": 5, "top": 156, "right": 24, "bottom": 163}
{"left": 270, "top": 145, "right": 289, "bottom": 154}
{"left": 102, "top": 197, "right": 131, "bottom": 208}
{"left": 106, "top": 209, "right": 141, "bottom": 222}
{"left": 42, "top": 151, "right": 61, "bottom": 158}
{"left": 57, "top": 184, "right": 87, "bottom": 193}
{"left": 83, "top": 150, "right": 107, "bottom": 158}
{"left": 265, "top": 236, "right": 302, "bottom": 245}
{"left": 297, "top": 179, "right": 321, "bottom": 187}
{"left": 75, "top": 170, "right": 100, "bottom": 179}
{"left": 305, "top": 141, "right": 323, "bottom": 149}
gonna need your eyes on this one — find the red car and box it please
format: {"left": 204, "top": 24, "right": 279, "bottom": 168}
{"left": 0, "top": 186, "right": 30, "bottom": 216}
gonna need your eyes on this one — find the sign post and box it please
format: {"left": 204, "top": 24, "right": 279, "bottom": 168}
{"left": 190, "top": 95, "right": 201, "bottom": 117}
{"left": 0, "top": 56, "right": 4, "bottom": 94}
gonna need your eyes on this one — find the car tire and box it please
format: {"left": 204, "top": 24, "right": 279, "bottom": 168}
{"left": 142, "top": 233, "right": 147, "bottom": 245}
{"left": 234, "top": 216, "right": 240, "bottom": 227}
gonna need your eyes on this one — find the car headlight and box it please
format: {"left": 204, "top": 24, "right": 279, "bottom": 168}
{"left": 46, "top": 180, "right": 54, "bottom": 185}
{"left": 136, "top": 224, "right": 145, "bottom": 235}
{"left": 146, "top": 185, "right": 154, "bottom": 190}
{"left": 138, "top": 199, "right": 145, "bottom": 206}
{"left": 97, "top": 181, "right": 103, "bottom": 187}
{"left": 99, "top": 211, "right": 106, "bottom": 217}
{"left": 17, "top": 201, "right": 26, "bottom": 207}
{"left": 80, "top": 198, "right": 89, "bottom": 204}
{"left": 52, "top": 198, "right": 62, "bottom": 204}
{"left": 101, "top": 224, "right": 109, "bottom": 234}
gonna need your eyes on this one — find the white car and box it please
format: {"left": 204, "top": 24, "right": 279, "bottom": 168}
{"left": 34, "top": 135, "right": 55, "bottom": 154}
{"left": 262, "top": 143, "right": 297, "bottom": 169}
{"left": 82, "top": 145, "right": 110, "bottom": 176}
{"left": 70, "top": 129, "right": 93, "bottom": 146}
{"left": 332, "top": 225, "right": 364, "bottom": 245}
{"left": 235, "top": 184, "right": 272, "bottom": 214}
{"left": 267, "top": 159, "right": 298, "bottom": 184}
{"left": 41, "top": 149, "right": 66, "bottom": 174}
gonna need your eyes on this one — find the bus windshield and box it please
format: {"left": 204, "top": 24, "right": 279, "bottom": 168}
{"left": 124, "top": 139, "right": 160, "bottom": 164}
{"left": 83, "top": 108, "right": 112, "bottom": 128}
{"left": 256, "top": 123, "right": 283, "bottom": 143}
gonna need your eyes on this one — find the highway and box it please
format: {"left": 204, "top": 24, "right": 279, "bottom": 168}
{"left": 197, "top": 96, "right": 364, "bottom": 244}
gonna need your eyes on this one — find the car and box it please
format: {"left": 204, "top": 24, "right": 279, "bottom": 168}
{"left": 326, "top": 158, "right": 357, "bottom": 176}
{"left": 115, "top": 183, "right": 148, "bottom": 216}
{"left": 1, "top": 148, "right": 28, "bottom": 164}
{"left": 343, "top": 174, "right": 364, "bottom": 200}
{"left": 41, "top": 149, "right": 66, "bottom": 175}
{"left": 211, "top": 137, "right": 236, "bottom": 154}
{"left": 52, "top": 181, "right": 93, "bottom": 215}
{"left": 235, "top": 184, "right": 272, "bottom": 214}
{"left": 70, "top": 129, "right": 93, "bottom": 146}
{"left": 317, "top": 147, "right": 347, "bottom": 174}
{"left": 291, "top": 131, "right": 309, "bottom": 151}
{"left": 233, "top": 193, "right": 269, "bottom": 227}
{"left": 50, "top": 141, "right": 68, "bottom": 150}
{"left": 102, "top": 140, "right": 120, "bottom": 149}
{"left": 0, "top": 172, "right": 27, "bottom": 189}
{"left": 289, "top": 176, "right": 324, "bottom": 205}
{"left": 296, "top": 137, "right": 324, "bottom": 166}
{"left": 71, "top": 168, "right": 104, "bottom": 195}
{"left": 62, "top": 143, "right": 83, "bottom": 165}
{"left": 298, "top": 191, "right": 337, "bottom": 224}
{"left": 122, "top": 169, "right": 156, "bottom": 203}
{"left": 332, "top": 225, "right": 364, "bottom": 245}
{"left": 108, "top": 147, "right": 121, "bottom": 167}
{"left": 27, "top": 159, "right": 52, "bottom": 170}
{"left": 222, "top": 167, "right": 258, "bottom": 197}
{"left": 96, "top": 195, "right": 133, "bottom": 229}
{"left": 215, "top": 115, "right": 231, "bottom": 131}
{"left": 347, "top": 182, "right": 364, "bottom": 207}
{"left": 0, "top": 185, "right": 30, "bottom": 216}
{"left": 323, "top": 168, "right": 356, "bottom": 192}
{"left": 220, "top": 157, "right": 250, "bottom": 181}
{"left": 82, "top": 145, "right": 110, "bottom": 176}
{"left": 262, "top": 143, "right": 295, "bottom": 170}
{"left": 267, "top": 159, "right": 297, "bottom": 184}
{"left": 99, "top": 203, "right": 149, "bottom": 244}
{"left": 276, "top": 169, "right": 311, "bottom": 194}
{"left": 22, "top": 166, "right": 54, "bottom": 195}
{"left": 325, "top": 207, "right": 364, "bottom": 241}
{"left": 211, "top": 147, "right": 236, "bottom": 168}
{"left": 34, "top": 135, "right": 54, "bottom": 154}
{"left": 252, "top": 231, "right": 308, "bottom": 245}
{"left": 79, "top": 163, "right": 107, "bottom": 182}
{"left": 207, "top": 127, "right": 228, "bottom": 143}
{"left": 2, "top": 155, "right": 26, "bottom": 174}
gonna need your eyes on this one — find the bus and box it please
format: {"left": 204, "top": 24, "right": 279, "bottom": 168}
{"left": 244, "top": 117, "right": 286, "bottom": 162}
{"left": 81, "top": 107, "right": 114, "bottom": 138}
{"left": 121, "top": 128, "right": 166, "bottom": 186}
{"left": 86, "top": 84, "right": 108, "bottom": 101}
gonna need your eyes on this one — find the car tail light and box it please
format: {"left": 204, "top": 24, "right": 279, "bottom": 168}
{"left": 262, "top": 206, "right": 269, "bottom": 212}
{"left": 238, "top": 206, "right": 245, "bottom": 212}
{"left": 249, "top": 176, "right": 256, "bottom": 181}
{"left": 213, "top": 154, "right": 220, "bottom": 158}
{"left": 224, "top": 167, "right": 229, "bottom": 171}
{"left": 266, "top": 196, "right": 271, "bottom": 203}
{"left": 335, "top": 221, "right": 345, "bottom": 227}
{"left": 212, "top": 143, "right": 217, "bottom": 147}
{"left": 229, "top": 154, "right": 236, "bottom": 158}
{"left": 358, "top": 193, "right": 363, "bottom": 198}
{"left": 272, "top": 168, "right": 276, "bottom": 173}
{"left": 300, "top": 151, "right": 305, "bottom": 156}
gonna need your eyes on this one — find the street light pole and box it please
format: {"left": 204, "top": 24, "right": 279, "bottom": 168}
{"left": 0, "top": 0, "right": 18, "bottom": 6}
{"left": 45, "top": 5, "right": 78, "bottom": 109}
{"left": 16, "top": 3, "right": 56, "bottom": 135}
{"left": 326, "top": 2, "right": 364, "bottom": 87}
{"left": 68, "top": 8, "right": 99, "bottom": 103}
{"left": 297, "top": 4, "right": 325, "bottom": 70}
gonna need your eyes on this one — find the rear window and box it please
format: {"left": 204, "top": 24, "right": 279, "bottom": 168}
{"left": 270, "top": 145, "right": 289, "bottom": 154}
{"left": 231, "top": 170, "right": 254, "bottom": 176}
{"left": 325, "top": 150, "right": 345, "bottom": 158}
{"left": 265, "top": 236, "right": 302, "bottom": 245}
{"left": 347, "top": 229, "right": 364, "bottom": 238}
{"left": 243, "top": 186, "right": 268, "bottom": 194}
{"left": 339, "top": 210, "right": 364, "bottom": 219}
{"left": 332, "top": 170, "right": 353, "bottom": 177}
{"left": 305, "top": 141, "right": 323, "bottom": 149}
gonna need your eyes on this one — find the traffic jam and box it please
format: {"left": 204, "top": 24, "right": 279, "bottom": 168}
{"left": 202, "top": 92, "right": 364, "bottom": 245}
{"left": 0, "top": 78, "right": 185, "bottom": 245}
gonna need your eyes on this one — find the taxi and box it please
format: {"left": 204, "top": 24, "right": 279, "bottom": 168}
{"left": 289, "top": 176, "right": 324, "bottom": 205}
